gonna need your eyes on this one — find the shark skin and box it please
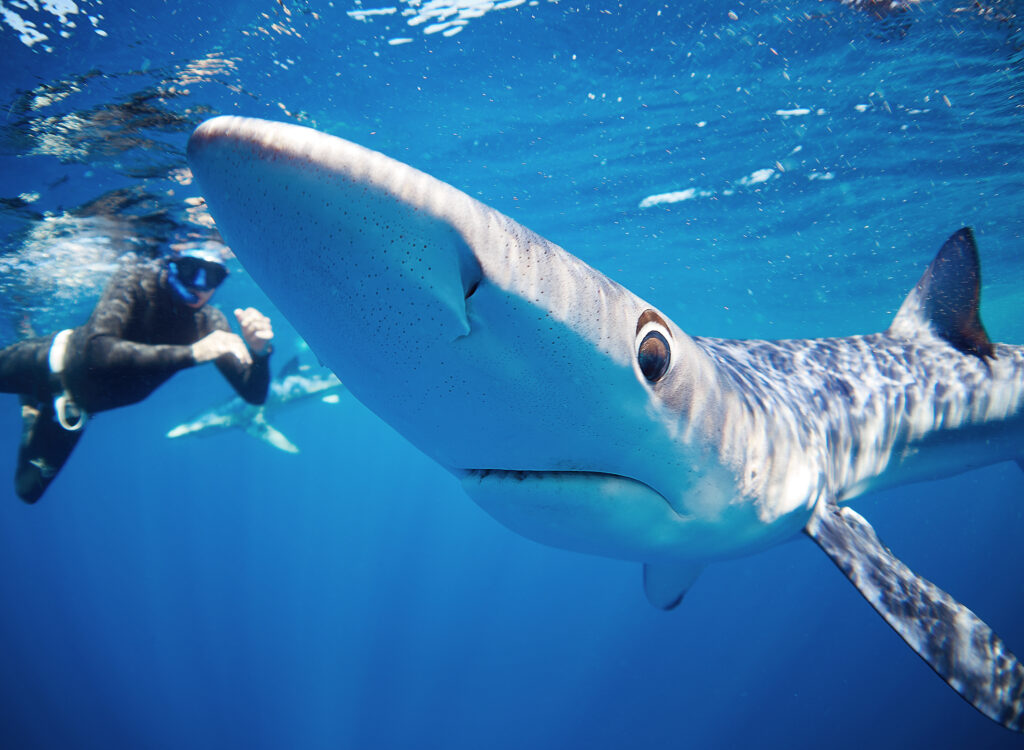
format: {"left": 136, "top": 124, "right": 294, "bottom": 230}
{"left": 187, "top": 116, "right": 1024, "bottom": 731}
{"left": 166, "top": 356, "right": 343, "bottom": 453}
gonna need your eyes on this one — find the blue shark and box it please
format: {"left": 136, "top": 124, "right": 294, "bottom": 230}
{"left": 166, "top": 355, "right": 343, "bottom": 453}
{"left": 187, "top": 116, "right": 1024, "bottom": 731}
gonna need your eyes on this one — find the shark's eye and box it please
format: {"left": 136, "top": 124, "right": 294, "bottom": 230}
{"left": 635, "top": 309, "right": 673, "bottom": 383}
{"left": 638, "top": 331, "right": 671, "bottom": 382}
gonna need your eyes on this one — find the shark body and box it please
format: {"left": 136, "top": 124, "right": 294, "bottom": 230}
{"left": 166, "top": 356, "right": 343, "bottom": 453}
{"left": 187, "top": 116, "right": 1024, "bottom": 731}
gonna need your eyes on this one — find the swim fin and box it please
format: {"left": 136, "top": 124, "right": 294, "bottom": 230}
{"left": 15, "top": 397, "right": 83, "bottom": 503}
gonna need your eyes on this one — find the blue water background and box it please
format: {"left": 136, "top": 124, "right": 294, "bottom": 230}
{"left": 0, "top": 1, "right": 1023, "bottom": 747}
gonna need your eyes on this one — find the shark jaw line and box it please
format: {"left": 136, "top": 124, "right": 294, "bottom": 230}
{"left": 456, "top": 467, "right": 706, "bottom": 563}
{"left": 461, "top": 466, "right": 680, "bottom": 512}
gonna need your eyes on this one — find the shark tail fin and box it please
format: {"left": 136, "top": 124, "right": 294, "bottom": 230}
{"left": 806, "top": 500, "right": 1024, "bottom": 732}
{"left": 887, "top": 227, "right": 994, "bottom": 359}
{"left": 245, "top": 411, "right": 300, "bottom": 453}
{"left": 643, "top": 562, "right": 704, "bottom": 610}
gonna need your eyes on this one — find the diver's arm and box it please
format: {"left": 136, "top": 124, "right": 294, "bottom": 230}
{"left": 206, "top": 307, "right": 272, "bottom": 405}
{"left": 82, "top": 262, "right": 196, "bottom": 375}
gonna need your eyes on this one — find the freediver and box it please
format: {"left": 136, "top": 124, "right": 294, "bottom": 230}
{"left": 0, "top": 244, "right": 274, "bottom": 502}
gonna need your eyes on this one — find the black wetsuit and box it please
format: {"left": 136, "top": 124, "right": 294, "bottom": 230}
{"left": 0, "top": 258, "right": 270, "bottom": 502}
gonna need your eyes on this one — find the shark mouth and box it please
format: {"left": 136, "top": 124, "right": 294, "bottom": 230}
{"left": 456, "top": 467, "right": 694, "bottom": 562}
{"left": 459, "top": 467, "right": 669, "bottom": 498}
{"left": 463, "top": 468, "right": 639, "bottom": 482}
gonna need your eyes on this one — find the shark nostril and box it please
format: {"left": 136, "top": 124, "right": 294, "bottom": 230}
{"left": 457, "top": 238, "right": 483, "bottom": 301}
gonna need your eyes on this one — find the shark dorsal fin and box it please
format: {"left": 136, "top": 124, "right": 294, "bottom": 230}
{"left": 278, "top": 354, "right": 302, "bottom": 379}
{"left": 888, "top": 227, "right": 994, "bottom": 359}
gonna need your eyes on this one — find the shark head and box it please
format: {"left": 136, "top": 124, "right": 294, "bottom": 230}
{"left": 188, "top": 117, "right": 765, "bottom": 562}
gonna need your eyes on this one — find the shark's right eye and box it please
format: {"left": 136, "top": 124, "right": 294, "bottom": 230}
{"left": 638, "top": 331, "right": 671, "bottom": 382}
{"left": 635, "top": 309, "right": 673, "bottom": 383}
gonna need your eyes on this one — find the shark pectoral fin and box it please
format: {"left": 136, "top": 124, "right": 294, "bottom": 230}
{"left": 643, "top": 562, "right": 704, "bottom": 611}
{"left": 245, "top": 412, "right": 300, "bottom": 454}
{"left": 260, "top": 425, "right": 300, "bottom": 453}
{"left": 806, "top": 501, "right": 1024, "bottom": 731}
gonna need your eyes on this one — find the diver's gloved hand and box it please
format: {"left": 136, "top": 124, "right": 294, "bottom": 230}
{"left": 235, "top": 307, "right": 274, "bottom": 355}
{"left": 192, "top": 330, "right": 252, "bottom": 366}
